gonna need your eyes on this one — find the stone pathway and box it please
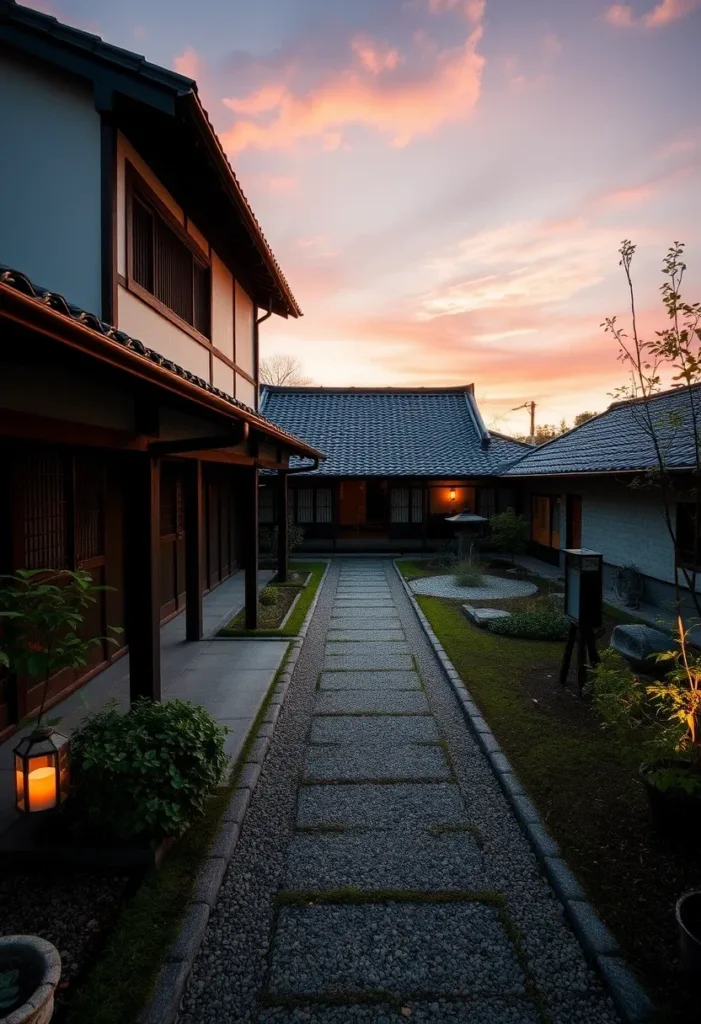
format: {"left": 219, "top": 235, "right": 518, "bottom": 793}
{"left": 179, "top": 560, "right": 620, "bottom": 1024}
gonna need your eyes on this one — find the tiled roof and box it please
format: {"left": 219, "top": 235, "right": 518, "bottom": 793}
{"left": 504, "top": 386, "right": 701, "bottom": 476}
{"left": 0, "top": 266, "right": 321, "bottom": 457}
{"left": 0, "top": 0, "right": 300, "bottom": 317}
{"left": 259, "top": 386, "right": 529, "bottom": 477}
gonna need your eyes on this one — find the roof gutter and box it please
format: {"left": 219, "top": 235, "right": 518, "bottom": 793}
{"left": 286, "top": 458, "right": 320, "bottom": 475}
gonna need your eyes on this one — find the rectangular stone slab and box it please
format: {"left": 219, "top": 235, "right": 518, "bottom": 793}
{"left": 332, "top": 600, "right": 393, "bottom": 608}
{"left": 319, "top": 670, "right": 421, "bottom": 691}
{"left": 296, "top": 781, "right": 469, "bottom": 829}
{"left": 310, "top": 714, "right": 437, "bottom": 744}
{"left": 326, "top": 630, "right": 406, "bottom": 642}
{"left": 325, "top": 641, "right": 410, "bottom": 656}
{"left": 267, "top": 902, "right": 524, "bottom": 998}
{"left": 315, "top": 688, "right": 428, "bottom": 714}
{"left": 329, "top": 616, "right": 402, "bottom": 628}
{"left": 303, "top": 743, "right": 451, "bottom": 781}
{"left": 285, "top": 830, "right": 484, "bottom": 892}
{"left": 323, "top": 654, "right": 414, "bottom": 672}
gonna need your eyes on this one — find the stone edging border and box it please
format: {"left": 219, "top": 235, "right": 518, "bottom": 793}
{"left": 393, "top": 561, "right": 653, "bottom": 1024}
{"left": 139, "top": 559, "right": 332, "bottom": 1024}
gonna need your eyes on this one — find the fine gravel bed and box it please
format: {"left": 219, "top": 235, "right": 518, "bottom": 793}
{"left": 302, "top": 741, "right": 452, "bottom": 781}
{"left": 283, "top": 830, "right": 485, "bottom": 890}
{"left": 309, "top": 714, "right": 438, "bottom": 744}
{"left": 179, "top": 560, "right": 621, "bottom": 1024}
{"left": 409, "top": 574, "right": 537, "bottom": 600}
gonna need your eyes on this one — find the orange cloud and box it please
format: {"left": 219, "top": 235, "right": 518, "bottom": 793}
{"left": 257, "top": 173, "right": 298, "bottom": 195}
{"left": 605, "top": 0, "right": 700, "bottom": 28}
{"left": 173, "top": 47, "right": 201, "bottom": 80}
{"left": 600, "top": 182, "right": 654, "bottom": 207}
{"left": 351, "top": 37, "right": 401, "bottom": 74}
{"left": 220, "top": 25, "right": 485, "bottom": 153}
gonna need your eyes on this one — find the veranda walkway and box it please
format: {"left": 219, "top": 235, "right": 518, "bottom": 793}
{"left": 179, "top": 559, "right": 621, "bottom": 1023}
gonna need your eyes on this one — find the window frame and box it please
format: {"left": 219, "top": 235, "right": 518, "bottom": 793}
{"left": 125, "top": 163, "right": 213, "bottom": 345}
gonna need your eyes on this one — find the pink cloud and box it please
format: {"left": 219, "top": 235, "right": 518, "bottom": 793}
{"left": 605, "top": 0, "right": 700, "bottom": 28}
{"left": 173, "top": 47, "right": 201, "bottom": 80}
{"left": 428, "top": 0, "right": 485, "bottom": 22}
{"left": 257, "top": 173, "right": 298, "bottom": 195}
{"left": 351, "top": 37, "right": 401, "bottom": 74}
{"left": 220, "top": 26, "right": 485, "bottom": 153}
{"left": 600, "top": 182, "right": 654, "bottom": 207}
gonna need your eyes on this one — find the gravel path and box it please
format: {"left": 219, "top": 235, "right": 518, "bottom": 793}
{"left": 409, "top": 574, "right": 538, "bottom": 600}
{"left": 179, "top": 560, "right": 620, "bottom": 1024}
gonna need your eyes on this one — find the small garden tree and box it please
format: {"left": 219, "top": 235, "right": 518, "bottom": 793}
{"left": 488, "top": 507, "right": 528, "bottom": 562}
{"left": 594, "top": 241, "right": 701, "bottom": 789}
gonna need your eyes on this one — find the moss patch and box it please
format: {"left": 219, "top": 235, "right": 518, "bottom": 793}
{"left": 219, "top": 561, "right": 326, "bottom": 637}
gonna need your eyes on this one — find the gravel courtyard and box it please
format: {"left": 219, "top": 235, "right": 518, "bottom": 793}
{"left": 178, "top": 560, "right": 620, "bottom": 1024}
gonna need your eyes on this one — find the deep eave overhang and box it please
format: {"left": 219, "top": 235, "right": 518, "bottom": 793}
{"left": 0, "top": 0, "right": 301, "bottom": 318}
{"left": 0, "top": 276, "right": 323, "bottom": 460}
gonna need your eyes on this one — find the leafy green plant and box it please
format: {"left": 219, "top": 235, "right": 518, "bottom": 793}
{"left": 487, "top": 601, "right": 570, "bottom": 641}
{"left": 429, "top": 541, "right": 458, "bottom": 570}
{"left": 0, "top": 968, "right": 20, "bottom": 1011}
{"left": 0, "top": 569, "right": 119, "bottom": 728}
{"left": 453, "top": 560, "right": 486, "bottom": 587}
{"left": 71, "top": 698, "right": 228, "bottom": 845}
{"left": 488, "top": 508, "right": 528, "bottom": 562}
{"left": 259, "top": 516, "right": 305, "bottom": 558}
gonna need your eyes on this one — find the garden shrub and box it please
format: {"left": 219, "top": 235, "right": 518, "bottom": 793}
{"left": 71, "top": 698, "right": 228, "bottom": 845}
{"left": 429, "top": 540, "right": 458, "bottom": 569}
{"left": 259, "top": 517, "right": 305, "bottom": 557}
{"left": 487, "top": 602, "right": 570, "bottom": 640}
{"left": 487, "top": 507, "right": 528, "bottom": 561}
{"left": 259, "top": 587, "right": 278, "bottom": 607}
{"left": 453, "top": 560, "right": 486, "bottom": 587}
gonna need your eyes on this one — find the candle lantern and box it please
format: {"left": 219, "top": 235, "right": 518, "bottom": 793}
{"left": 449, "top": 488, "right": 457, "bottom": 502}
{"left": 560, "top": 548, "right": 603, "bottom": 695}
{"left": 13, "top": 729, "right": 70, "bottom": 814}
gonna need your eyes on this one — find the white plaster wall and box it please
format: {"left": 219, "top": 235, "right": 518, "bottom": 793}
{"left": 213, "top": 356, "right": 234, "bottom": 396}
{"left": 212, "top": 253, "right": 234, "bottom": 362}
{"left": 0, "top": 50, "right": 101, "bottom": 311}
{"left": 582, "top": 485, "right": 675, "bottom": 584}
{"left": 118, "top": 286, "right": 211, "bottom": 380}
{"left": 235, "top": 282, "right": 255, "bottom": 377}
{"left": 236, "top": 374, "right": 256, "bottom": 408}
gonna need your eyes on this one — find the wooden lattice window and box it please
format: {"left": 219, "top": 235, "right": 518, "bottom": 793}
{"left": 75, "top": 455, "right": 104, "bottom": 563}
{"left": 129, "top": 170, "right": 211, "bottom": 338}
{"left": 23, "top": 454, "right": 68, "bottom": 569}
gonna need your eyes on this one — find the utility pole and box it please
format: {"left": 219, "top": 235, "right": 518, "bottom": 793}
{"left": 512, "top": 401, "right": 536, "bottom": 444}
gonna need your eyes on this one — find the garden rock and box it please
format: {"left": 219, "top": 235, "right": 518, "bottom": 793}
{"left": 610, "top": 624, "right": 673, "bottom": 673}
{"left": 461, "top": 605, "right": 512, "bottom": 628}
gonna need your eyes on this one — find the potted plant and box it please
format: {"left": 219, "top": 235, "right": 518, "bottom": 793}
{"left": 0, "top": 935, "right": 61, "bottom": 1024}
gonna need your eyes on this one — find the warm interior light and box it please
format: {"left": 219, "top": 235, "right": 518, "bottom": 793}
{"left": 449, "top": 488, "right": 457, "bottom": 501}
{"left": 16, "top": 766, "right": 56, "bottom": 813}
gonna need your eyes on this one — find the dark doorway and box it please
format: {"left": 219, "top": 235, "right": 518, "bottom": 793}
{"left": 567, "top": 495, "right": 582, "bottom": 548}
{"left": 366, "top": 479, "right": 388, "bottom": 525}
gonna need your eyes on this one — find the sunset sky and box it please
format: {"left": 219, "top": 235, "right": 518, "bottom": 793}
{"left": 41, "top": 0, "right": 701, "bottom": 433}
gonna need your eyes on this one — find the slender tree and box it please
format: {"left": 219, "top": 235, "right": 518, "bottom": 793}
{"left": 260, "top": 353, "right": 312, "bottom": 387}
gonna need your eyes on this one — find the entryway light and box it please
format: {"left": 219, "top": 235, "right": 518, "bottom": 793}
{"left": 14, "top": 728, "right": 70, "bottom": 814}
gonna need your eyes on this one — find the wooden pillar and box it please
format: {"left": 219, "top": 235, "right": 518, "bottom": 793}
{"left": 277, "top": 470, "right": 289, "bottom": 583}
{"left": 332, "top": 480, "right": 339, "bottom": 551}
{"left": 124, "top": 455, "right": 161, "bottom": 702}
{"left": 422, "top": 484, "right": 429, "bottom": 551}
{"left": 244, "top": 466, "right": 259, "bottom": 630}
{"left": 184, "top": 460, "right": 204, "bottom": 641}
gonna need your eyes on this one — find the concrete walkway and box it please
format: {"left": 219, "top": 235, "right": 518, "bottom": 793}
{"left": 180, "top": 559, "right": 620, "bottom": 1023}
{"left": 0, "top": 569, "right": 285, "bottom": 835}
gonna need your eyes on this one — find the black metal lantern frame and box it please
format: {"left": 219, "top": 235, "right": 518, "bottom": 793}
{"left": 13, "top": 728, "right": 70, "bottom": 814}
{"left": 560, "top": 548, "right": 604, "bottom": 695}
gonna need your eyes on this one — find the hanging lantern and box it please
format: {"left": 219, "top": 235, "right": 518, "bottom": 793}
{"left": 449, "top": 488, "right": 457, "bottom": 502}
{"left": 14, "top": 729, "right": 70, "bottom": 814}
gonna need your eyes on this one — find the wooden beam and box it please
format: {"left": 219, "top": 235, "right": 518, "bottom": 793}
{"left": 277, "top": 470, "right": 288, "bottom": 583}
{"left": 148, "top": 422, "right": 248, "bottom": 457}
{"left": 184, "top": 460, "right": 204, "bottom": 641}
{"left": 243, "top": 466, "right": 259, "bottom": 629}
{"left": 124, "top": 454, "right": 161, "bottom": 701}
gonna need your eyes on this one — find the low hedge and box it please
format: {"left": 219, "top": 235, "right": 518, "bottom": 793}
{"left": 487, "top": 606, "right": 570, "bottom": 641}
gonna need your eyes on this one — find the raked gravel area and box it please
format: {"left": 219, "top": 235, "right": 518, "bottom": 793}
{"left": 409, "top": 573, "right": 538, "bottom": 600}
{"left": 178, "top": 559, "right": 621, "bottom": 1024}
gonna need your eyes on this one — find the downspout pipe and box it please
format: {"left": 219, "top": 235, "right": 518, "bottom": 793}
{"left": 255, "top": 298, "right": 274, "bottom": 408}
{"left": 286, "top": 458, "right": 319, "bottom": 475}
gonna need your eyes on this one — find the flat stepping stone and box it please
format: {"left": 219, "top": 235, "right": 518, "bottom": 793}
{"left": 297, "top": 782, "right": 468, "bottom": 829}
{"left": 267, "top": 902, "right": 525, "bottom": 998}
{"left": 315, "top": 689, "right": 428, "bottom": 715}
{"left": 327, "top": 630, "right": 406, "bottom": 642}
{"left": 257, "top": 998, "right": 540, "bottom": 1023}
{"left": 285, "top": 830, "right": 484, "bottom": 891}
{"left": 311, "top": 715, "right": 437, "bottom": 744}
{"left": 333, "top": 600, "right": 393, "bottom": 608}
{"left": 319, "top": 670, "right": 421, "bottom": 691}
{"left": 324, "top": 653, "right": 414, "bottom": 671}
{"left": 462, "top": 605, "right": 512, "bottom": 628}
{"left": 325, "top": 641, "right": 410, "bottom": 656}
{"left": 303, "top": 743, "right": 451, "bottom": 781}
{"left": 329, "top": 616, "right": 402, "bottom": 628}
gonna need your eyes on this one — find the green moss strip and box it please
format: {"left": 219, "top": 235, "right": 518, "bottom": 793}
{"left": 218, "top": 561, "right": 326, "bottom": 637}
